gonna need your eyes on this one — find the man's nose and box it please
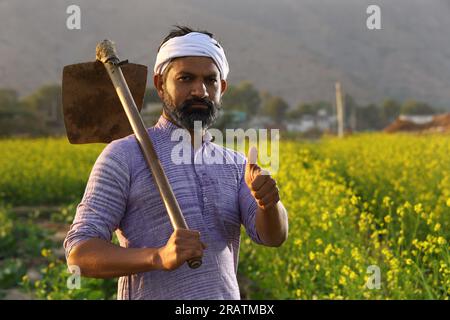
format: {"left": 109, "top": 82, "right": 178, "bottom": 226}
{"left": 191, "top": 81, "right": 209, "bottom": 98}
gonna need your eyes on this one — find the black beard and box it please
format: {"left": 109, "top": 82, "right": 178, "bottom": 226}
{"left": 162, "top": 96, "right": 221, "bottom": 130}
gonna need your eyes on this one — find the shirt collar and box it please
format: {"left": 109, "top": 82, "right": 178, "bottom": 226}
{"left": 154, "top": 115, "right": 213, "bottom": 143}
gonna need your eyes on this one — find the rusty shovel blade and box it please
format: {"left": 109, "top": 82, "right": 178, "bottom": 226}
{"left": 62, "top": 61, "right": 147, "bottom": 144}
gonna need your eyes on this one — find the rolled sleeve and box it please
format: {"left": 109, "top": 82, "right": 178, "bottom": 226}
{"left": 63, "top": 140, "right": 131, "bottom": 259}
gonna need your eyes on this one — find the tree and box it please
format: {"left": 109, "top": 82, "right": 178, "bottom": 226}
{"left": 344, "top": 94, "right": 358, "bottom": 124}
{"left": 0, "top": 88, "right": 46, "bottom": 136}
{"left": 287, "top": 103, "right": 314, "bottom": 119}
{"left": 380, "top": 99, "right": 401, "bottom": 125}
{"left": 222, "top": 81, "right": 261, "bottom": 117}
{"left": 401, "top": 100, "right": 435, "bottom": 115}
{"left": 288, "top": 101, "right": 333, "bottom": 119}
{"left": 0, "top": 89, "right": 18, "bottom": 113}
{"left": 143, "top": 87, "right": 160, "bottom": 105}
{"left": 351, "top": 103, "right": 383, "bottom": 131}
{"left": 236, "top": 81, "right": 261, "bottom": 115}
{"left": 261, "top": 95, "right": 289, "bottom": 123}
{"left": 22, "top": 85, "right": 63, "bottom": 134}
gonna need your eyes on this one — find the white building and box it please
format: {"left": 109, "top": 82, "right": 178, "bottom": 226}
{"left": 286, "top": 110, "right": 336, "bottom": 133}
{"left": 399, "top": 114, "right": 434, "bottom": 125}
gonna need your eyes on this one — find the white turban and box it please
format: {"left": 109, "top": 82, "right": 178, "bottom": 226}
{"left": 154, "top": 32, "right": 229, "bottom": 80}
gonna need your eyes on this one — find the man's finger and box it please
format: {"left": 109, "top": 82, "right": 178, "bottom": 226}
{"left": 174, "top": 229, "right": 200, "bottom": 238}
{"left": 246, "top": 146, "right": 262, "bottom": 183}
{"left": 251, "top": 173, "right": 270, "bottom": 191}
{"left": 258, "top": 192, "right": 280, "bottom": 208}
{"left": 254, "top": 178, "right": 277, "bottom": 199}
{"left": 247, "top": 146, "right": 258, "bottom": 165}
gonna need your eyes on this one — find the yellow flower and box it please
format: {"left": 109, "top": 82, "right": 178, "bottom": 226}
{"left": 384, "top": 215, "right": 392, "bottom": 224}
{"left": 351, "top": 248, "right": 361, "bottom": 262}
{"left": 437, "top": 237, "right": 446, "bottom": 245}
{"left": 383, "top": 196, "right": 392, "bottom": 207}
{"left": 336, "top": 206, "right": 345, "bottom": 218}
{"left": 324, "top": 244, "right": 333, "bottom": 255}
{"left": 341, "top": 265, "right": 351, "bottom": 276}
{"left": 309, "top": 252, "right": 316, "bottom": 261}
{"left": 41, "top": 248, "right": 51, "bottom": 258}
{"left": 434, "top": 223, "right": 441, "bottom": 232}
{"left": 339, "top": 276, "right": 347, "bottom": 286}
{"left": 320, "top": 223, "right": 329, "bottom": 231}
{"left": 290, "top": 270, "right": 299, "bottom": 280}
{"left": 446, "top": 198, "right": 450, "bottom": 207}
{"left": 387, "top": 270, "right": 395, "bottom": 282}
{"left": 414, "top": 203, "right": 423, "bottom": 214}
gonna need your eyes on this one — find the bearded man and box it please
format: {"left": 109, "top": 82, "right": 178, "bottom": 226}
{"left": 64, "top": 26, "right": 288, "bottom": 300}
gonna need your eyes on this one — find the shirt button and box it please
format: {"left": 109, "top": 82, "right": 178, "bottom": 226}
{"left": 203, "top": 196, "right": 208, "bottom": 202}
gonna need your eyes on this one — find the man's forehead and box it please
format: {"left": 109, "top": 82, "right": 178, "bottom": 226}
{"left": 169, "top": 56, "right": 220, "bottom": 76}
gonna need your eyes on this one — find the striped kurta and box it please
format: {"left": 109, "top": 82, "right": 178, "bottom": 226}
{"left": 64, "top": 115, "right": 262, "bottom": 299}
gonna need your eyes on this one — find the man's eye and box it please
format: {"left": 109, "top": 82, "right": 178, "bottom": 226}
{"left": 208, "top": 78, "right": 218, "bottom": 84}
{"left": 178, "top": 76, "right": 191, "bottom": 81}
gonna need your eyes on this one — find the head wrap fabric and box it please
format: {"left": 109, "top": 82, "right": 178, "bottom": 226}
{"left": 154, "top": 32, "right": 229, "bottom": 80}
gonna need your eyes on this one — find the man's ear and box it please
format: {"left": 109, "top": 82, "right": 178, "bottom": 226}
{"left": 153, "top": 74, "right": 165, "bottom": 100}
{"left": 220, "top": 79, "right": 228, "bottom": 96}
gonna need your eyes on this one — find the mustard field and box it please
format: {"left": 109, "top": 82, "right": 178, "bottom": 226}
{"left": 0, "top": 133, "right": 448, "bottom": 299}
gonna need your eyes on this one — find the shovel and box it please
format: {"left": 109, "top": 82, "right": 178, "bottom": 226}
{"left": 62, "top": 40, "right": 202, "bottom": 269}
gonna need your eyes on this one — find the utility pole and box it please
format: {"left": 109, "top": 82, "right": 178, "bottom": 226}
{"left": 335, "top": 82, "right": 345, "bottom": 137}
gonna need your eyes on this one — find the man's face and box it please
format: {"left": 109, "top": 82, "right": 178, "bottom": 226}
{"left": 155, "top": 56, "right": 227, "bottom": 130}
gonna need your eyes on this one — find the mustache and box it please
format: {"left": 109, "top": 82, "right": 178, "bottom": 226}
{"left": 180, "top": 97, "right": 214, "bottom": 112}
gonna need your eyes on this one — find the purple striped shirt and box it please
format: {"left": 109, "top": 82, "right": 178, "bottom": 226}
{"left": 64, "top": 115, "right": 262, "bottom": 300}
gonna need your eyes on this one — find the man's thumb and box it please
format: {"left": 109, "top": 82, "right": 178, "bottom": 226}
{"left": 247, "top": 146, "right": 258, "bottom": 166}
{"left": 246, "top": 146, "right": 260, "bottom": 183}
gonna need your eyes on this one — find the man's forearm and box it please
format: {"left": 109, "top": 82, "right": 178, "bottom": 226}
{"left": 67, "top": 238, "right": 162, "bottom": 278}
{"left": 255, "top": 201, "right": 288, "bottom": 247}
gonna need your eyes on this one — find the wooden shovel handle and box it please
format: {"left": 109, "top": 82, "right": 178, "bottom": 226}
{"left": 96, "top": 40, "right": 202, "bottom": 269}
